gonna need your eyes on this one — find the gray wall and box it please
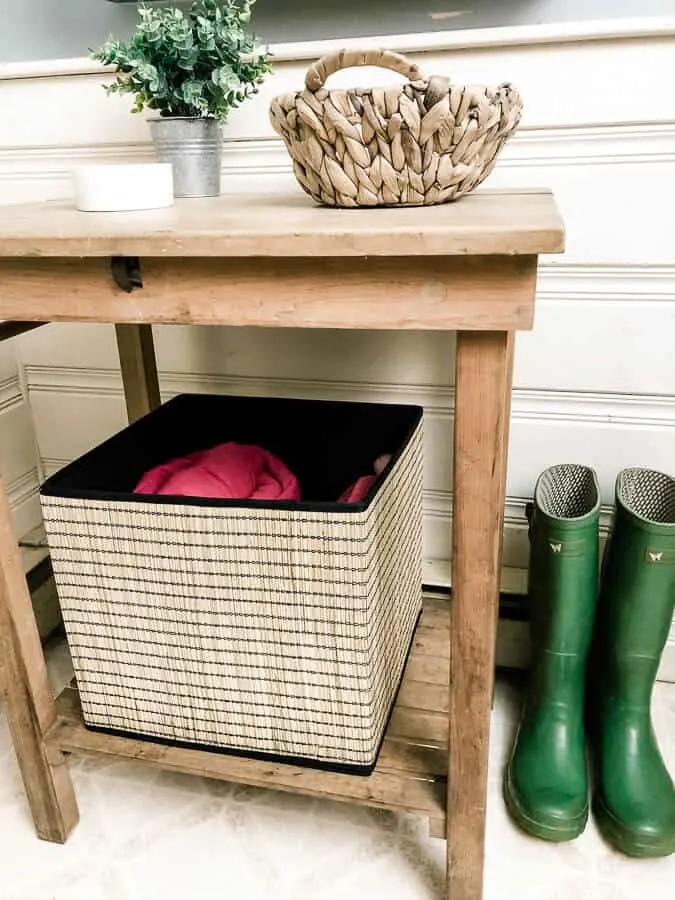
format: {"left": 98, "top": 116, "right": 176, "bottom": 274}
{"left": 1, "top": 0, "right": 672, "bottom": 64}
{"left": 0, "top": 0, "right": 138, "bottom": 63}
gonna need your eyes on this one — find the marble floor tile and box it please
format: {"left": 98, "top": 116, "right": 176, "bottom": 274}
{"left": 0, "top": 642, "right": 672, "bottom": 900}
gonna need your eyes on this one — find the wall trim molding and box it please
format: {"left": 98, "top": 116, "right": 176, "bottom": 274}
{"left": 423, "top": 489, "right": 614, "bottom": 534}
{"left": 512, "top": 390, "right": 675, "bottom": 428}
{"left": 2, "top": 17, "right": 675, "bottom": 81}
{"left": 0, "top": 374, "right": 23, "bottom": 414}
{"left": 536, "top": 264, "right": 675, "bottom": 300}
{"left": 30, "top": 461, "right": 612, "bottom": 535}
{"left": 7, "top": 468, "right": 40, "bottom": 508}
{"left": 2, "top": 121, "right": 675, "bottom": 183}
{"left": 24, "top": 366, "right": 675, "bottom": 430}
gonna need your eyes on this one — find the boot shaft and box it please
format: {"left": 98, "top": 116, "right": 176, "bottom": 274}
{"left": 595, "top": 468, "right": 675, "bottom": 707}
{"left": 504, "top": 465, "right": 601, "bottom": 843}
{"left": 528, "top": 464, "right": 601, "bottom": 660}
{"left": 590, "top": 469, "right": 675, "bottom": 859}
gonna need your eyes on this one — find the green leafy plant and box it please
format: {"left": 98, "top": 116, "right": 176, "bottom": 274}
{"left": 91, "top": 0, "right": 271, "bottom": 120}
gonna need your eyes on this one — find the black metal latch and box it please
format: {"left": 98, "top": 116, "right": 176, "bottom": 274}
{"left": 111, "top": 256, "right": 143, "bottom": 293}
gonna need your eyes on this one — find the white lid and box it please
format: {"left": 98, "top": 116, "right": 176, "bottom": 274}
{"left": 73, "top": 163, "right": 175, "bottom": 212}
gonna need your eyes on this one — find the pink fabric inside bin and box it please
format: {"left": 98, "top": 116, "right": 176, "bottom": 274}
{"left": 134, "top": 442, "right": 301, "bottom": 501}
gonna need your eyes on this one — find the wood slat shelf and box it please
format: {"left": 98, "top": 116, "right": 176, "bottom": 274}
{"left": 45, "top": 596, "right": 450, "bottom": 838}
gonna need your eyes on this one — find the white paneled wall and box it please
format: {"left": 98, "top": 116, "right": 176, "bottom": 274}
{"left": 1, "top": 20, "right": 674, "bottom": 676}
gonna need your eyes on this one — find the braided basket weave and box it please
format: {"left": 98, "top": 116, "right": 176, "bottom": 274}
{"left": 269, "top": 48, "right": 523, "bottom": 208}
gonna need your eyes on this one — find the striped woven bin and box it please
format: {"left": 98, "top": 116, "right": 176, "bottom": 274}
{"left": 40, "top": 394, "right": 423, "bottom": 773}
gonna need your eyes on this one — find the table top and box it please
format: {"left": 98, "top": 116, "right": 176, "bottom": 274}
{"left": 0, "top": 188, "right": 564, "bottom": 259}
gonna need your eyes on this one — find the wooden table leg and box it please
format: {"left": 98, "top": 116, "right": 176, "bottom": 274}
{"left": 115, "top": 324, "right": 161, "bottom": 423}
{"left": 0, "top": 472, "right": 78, "bottom": 842}
{"left": 447, "top": 330, "right": 515, "bottom": 900}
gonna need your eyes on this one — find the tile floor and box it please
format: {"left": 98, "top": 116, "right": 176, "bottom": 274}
{"left": 0, "top": 640, "right": 673, "bottom": 900}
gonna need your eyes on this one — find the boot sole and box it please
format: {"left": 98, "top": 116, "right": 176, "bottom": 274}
{"left": 593, "top": 795, "right": 675, "bottom": 858}
{"left": 503, "top": 767, "right": 588, "bottom": 842}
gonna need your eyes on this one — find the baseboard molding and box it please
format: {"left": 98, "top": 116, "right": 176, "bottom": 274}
{"left": 27, "top": 557, "right": 62, "bottom": 641}
{"left": 425, "top": 560, "right": 675, "bottom": 682}
{"left": 493, "top": 621, "right": 675, "bottom": 682}
{"left": 19, "top": 522, "right": 49, "bottom": 574}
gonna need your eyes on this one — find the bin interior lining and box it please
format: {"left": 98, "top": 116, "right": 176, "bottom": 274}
{"left": 41, "top": 394, "right": 423, "bottom": 511}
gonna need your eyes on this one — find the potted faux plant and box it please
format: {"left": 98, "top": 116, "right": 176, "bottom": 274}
{"left": 92, "top": 0, "right": 271, "bottom": 198}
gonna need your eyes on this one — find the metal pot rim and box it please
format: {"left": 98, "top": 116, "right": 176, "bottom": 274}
{"left": 147, "top": 115, "right": 219, "bottom": 122}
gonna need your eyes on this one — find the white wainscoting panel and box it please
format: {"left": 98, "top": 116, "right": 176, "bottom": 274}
{"left": 3, "top": 25, "right": 675, "bottom": 677}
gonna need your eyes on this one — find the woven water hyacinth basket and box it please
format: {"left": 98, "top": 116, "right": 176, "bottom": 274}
{"left": 269, "top": 48, "right": 523, "bottom": 208}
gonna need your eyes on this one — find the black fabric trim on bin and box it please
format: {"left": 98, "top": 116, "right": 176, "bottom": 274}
{"left": 79, "top": 608, "right": 423, "bottom": 777}
{"left": 41, "top": 394, "right": 423, "bottom": 513}
{"left": 41, "top": 447, "right": 422, "bottom": 536}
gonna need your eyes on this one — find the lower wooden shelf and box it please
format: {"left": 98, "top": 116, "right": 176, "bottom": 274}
{"left": 45, "top": 596, "right": 450, "bottom": 837}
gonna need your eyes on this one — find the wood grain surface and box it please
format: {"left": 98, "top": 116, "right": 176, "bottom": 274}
{"left": 0, "top": 472, "right": 78, "bottom": 842}
{"left": 115, "top": 324, "right": 162, "bottom": 423}
{"left": 0, "top": 189, "right": 564, "bottom": 258}
{"left": 0, "top": 255, "right": 537, "bottom": 331}
{"left": 447, "top": 331, "right": 515, "bottom": 900}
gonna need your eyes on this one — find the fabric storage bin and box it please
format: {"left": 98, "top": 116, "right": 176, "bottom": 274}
{"left": 40, "top": 394, "right": 423, "bottom": 773}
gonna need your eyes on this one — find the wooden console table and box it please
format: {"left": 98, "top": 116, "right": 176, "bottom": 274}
{"left": 0, "top": 189, "right": 563, "bottom": 900}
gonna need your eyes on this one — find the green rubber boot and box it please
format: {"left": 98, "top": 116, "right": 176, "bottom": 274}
{"left": 590, "top": 468, "right": 675, "bottom": 858}
{"left": 505, "top": 464, "right": 601, "bottom": 841}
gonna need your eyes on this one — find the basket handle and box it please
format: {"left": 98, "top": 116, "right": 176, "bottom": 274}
{"left": 305, "top": 49, "right": 425, "bottom": 92}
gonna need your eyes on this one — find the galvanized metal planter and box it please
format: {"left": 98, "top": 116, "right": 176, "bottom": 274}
{"left": 150, "top": 117, "right": 223, "bottom": 199}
